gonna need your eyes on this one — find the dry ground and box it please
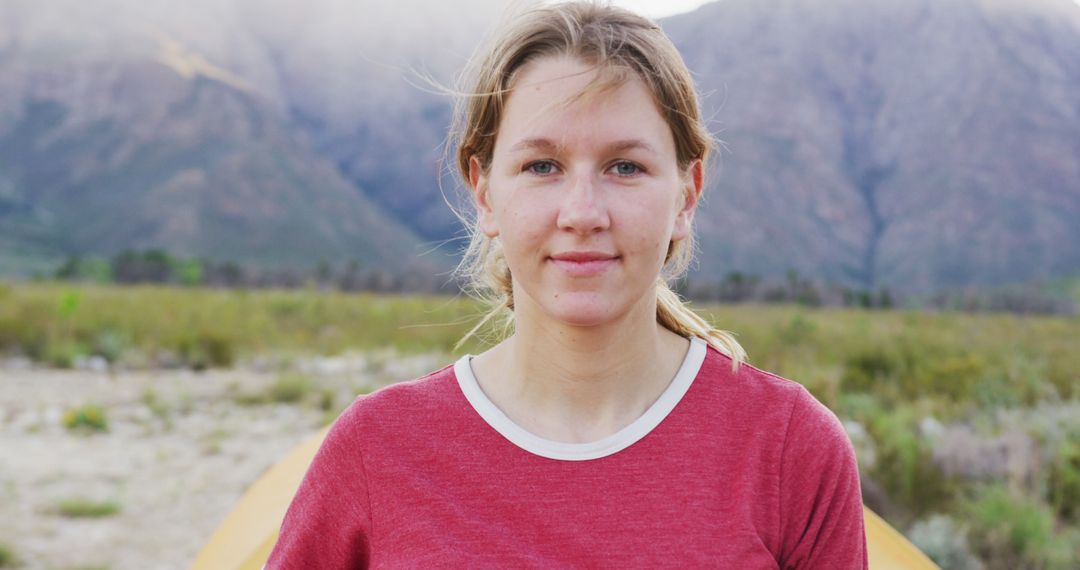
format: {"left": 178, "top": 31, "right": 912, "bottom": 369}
{"left": 0, "top": 352, "right": 445, "bottom": 570}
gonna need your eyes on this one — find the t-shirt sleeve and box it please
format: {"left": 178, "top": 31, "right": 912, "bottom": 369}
{"left": 265, "top": 406, "right": 373, "bottom": 569}
{"left": 777, "top": 387, "right": 868, "bottom": 570}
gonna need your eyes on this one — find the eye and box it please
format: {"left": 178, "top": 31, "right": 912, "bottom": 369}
{"left": 524, "top": 160, "right": 558, "bottom": 176}
{"left": 610, "top": 161, "right": 643, "bottom": 177}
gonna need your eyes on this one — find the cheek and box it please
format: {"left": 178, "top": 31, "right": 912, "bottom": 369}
{"left": 497, "top": 202, "right": 549, "bottom": 251}
{"left": 624, "top": 216, "right": 674, "bottom": 265}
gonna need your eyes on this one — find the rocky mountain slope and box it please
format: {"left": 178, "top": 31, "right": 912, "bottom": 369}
{"left": 1, "top": 0, "right": 1077, "bottom": 293}
{"left": 0, "top": 0, "right": 446, "bottom": 275}
{"left": 665, "top": 0, "right": 1080, "bottom": 291}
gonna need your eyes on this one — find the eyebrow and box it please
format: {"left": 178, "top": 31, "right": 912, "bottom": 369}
{"left": 508, "top": 138, "right": 560, "bottom": 153}
{"left": 506, "top": 137, "right": 659, "bottom": 155}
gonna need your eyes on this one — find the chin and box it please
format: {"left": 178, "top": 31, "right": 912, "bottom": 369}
{"left": 542, "top": 293, "right": 623, "bottom": 328}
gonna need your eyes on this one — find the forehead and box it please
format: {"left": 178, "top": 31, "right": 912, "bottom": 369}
{"left": 496, "top": 55, "right": 675, "bottom": 156}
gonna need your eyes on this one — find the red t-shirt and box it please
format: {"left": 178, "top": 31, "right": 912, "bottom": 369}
{"left": 267, "top": 338, "right": 868, "bottom": 568}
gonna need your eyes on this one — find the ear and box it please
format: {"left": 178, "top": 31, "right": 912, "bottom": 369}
{"left": 671, "top": 159, "right": 703, "bottom": 241}
{"left": 469, "top": 155, "right": 500, "bottom": 238}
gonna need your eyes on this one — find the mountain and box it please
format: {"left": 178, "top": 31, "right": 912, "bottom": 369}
{"left": 0, "top": 0, "right": 437, "bottom": 276}
{"left": 663, "top": 0, "right": 1080, "bottom": 292}
{"left": 0, "top": 0, "right": 1078, "bottom": 294}
{"left": 237, "top": 0, "right": 510, "bottom": 241}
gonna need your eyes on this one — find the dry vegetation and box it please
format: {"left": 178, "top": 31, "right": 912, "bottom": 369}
{"left": 1, "top": 282, "right": 1078, "bottom": 568}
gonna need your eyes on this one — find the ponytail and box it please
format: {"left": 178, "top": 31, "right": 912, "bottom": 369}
{"left": 655, "top": 282, "right": 745, "bottom": 371}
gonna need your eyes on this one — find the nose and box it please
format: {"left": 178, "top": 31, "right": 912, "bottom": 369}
{"left": 556, "top": 172, "right": 610, "bottom": 234}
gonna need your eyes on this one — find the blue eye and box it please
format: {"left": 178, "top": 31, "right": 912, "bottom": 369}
{"left": 525, "top": 161, "right": 556, "bottom": 175}
{"left": 612, "top": 161, "right": 642, "bottom": 176}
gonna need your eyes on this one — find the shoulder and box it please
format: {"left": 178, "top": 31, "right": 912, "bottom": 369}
{"left": 695, "top": 344, "right": 833, "bottom": 432}
{"left": 695, "top": 348, "right": 865, "bottom": 567}
{"left": 325, "top": 363, "right": 460, "bottom": 443}
{"left": 693, "top": 344, "right": 854, "bottom": 470}
{"left": 350, "top": 363, "right": 458, "bottom": 413}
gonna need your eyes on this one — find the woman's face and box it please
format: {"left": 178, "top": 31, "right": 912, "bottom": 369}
{"left": 471, "top": 55, "right": 701, "bottom": 329}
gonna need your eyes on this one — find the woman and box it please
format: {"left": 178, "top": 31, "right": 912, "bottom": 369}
{"left": 268, "top": 2, "right": 867, "bottom": 567}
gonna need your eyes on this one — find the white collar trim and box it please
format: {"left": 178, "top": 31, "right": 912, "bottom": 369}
{"left": 453, "top": 337, "right": 707, "bottom": 461}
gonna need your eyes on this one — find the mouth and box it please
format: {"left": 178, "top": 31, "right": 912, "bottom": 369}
{"left": 548, "top": 251, "right": 619, "bottom": 277}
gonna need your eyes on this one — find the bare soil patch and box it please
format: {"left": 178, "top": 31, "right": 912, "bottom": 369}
{"left": 0, "top": 352, "right": 444, "bottom": 570}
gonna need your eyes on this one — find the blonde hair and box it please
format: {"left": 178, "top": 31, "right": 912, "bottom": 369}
{"left": 449, "top": 0, "right": 745, "bottom": 369}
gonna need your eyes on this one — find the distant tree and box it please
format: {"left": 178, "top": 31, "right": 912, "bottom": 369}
{"left": 142, "top": 249, "right": 173, "bottom": 282}
{"left": 220, "top": 261, "right": 245, "bottom": 287}
{"left": 718, "top": 271, "right": 761, "bottom": 302}
{"left": 785, "top": 270, "right": 822, "bottom": 307}
{"left": 877, "top": 287, "right": 894, "bottom": 309}
{"left": 175, "top": 258, "right": 204, "bottom": 286}
{"left": 84, "top": 258, "right": 113, "bottom": 283}
{"left": 340, "top": 259, "right": 362, "bottom": 291}
{"left": 762, "top": 285, "right": 789, "bottom": 303}
{"left": 316, "top": 260, "right": 333, "bottom": 287}
{"left": 112, "top": 249, "right": 173, "bottom": 283}
{"left": 274, "top": 268, "right": 303, "bottom": 289}
{"left": 54, "top": 255, "right": 81, "bottom": 280}
{"left": 55, "top": 255, "right": 113, "bottom": 283}
{"left": 367, "top": 270, "right": 396, "bottom": 292}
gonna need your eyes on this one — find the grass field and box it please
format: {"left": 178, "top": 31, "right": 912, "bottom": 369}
{"left": 1, "top": 282, "right": 1078, "bottom": 568}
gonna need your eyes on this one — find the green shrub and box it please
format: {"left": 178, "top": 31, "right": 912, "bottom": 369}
{"left": 1048, "top": 439, "right": 1080, "bottom": 523}
{"left": 1045, "top": 347, "right": 1079, "bottom": 400}
{"left": 318, "top": 388, "right": 336, "bottom": 412}
{"left": 175, "top": 258, "right": 203, "bottom": 286}
{"left": 54, "top": 497, "right": 121, "bottom": 518}
{"left": 43, "top": 339, "right": 87, "bottom": 368}
{"left": 56, "top": 290, "right": 81, "bottom": 319}
{"left": 840, "top": 339, "right": 993, "bottom": 406}
{"left": 62, "top": 404, "right": 108, "bottom": 433}
{"left": 140, "top": 389, "right": 171, "bottom": 427}
{"left": 232, "top": 391, "right": 267, "bottom": 406}
{"left": 0, "top": 542, "right": 17, "bottom": 567}
{"left": 775, "top": 313, "right": 817, "bottom": 345}
{"left": 917, "top": 353, "right": 986, "bottom": 402}
{"left": 234, "top": 373, "right": 315, "bottom": 406}
{"left": 907, "top": 515, "right": 982, "bottom": 570}
{"left": 966, "top": 485, "right": 1074, "bottom": 570}
{"left": 837, "top": 389, "right": 881, "bottom": 414}
{"left": 269, "top": 373, "right": 313, "bottom": 404}
{"left": 0, "top": 311, "right": 46, "bottom": 356}
{"left": 176, "top": 330, "right": 235, "bottom": 370}
{"left": 866, "top": 407, "right": 954, "bottom": 520}
{"left": 199, "top": 428, "right": 229, "bottom": 455}
{"left": 91, "top": 330, "right": 129, "bottom": 363}
{"left": 840, "top": 347, "right": 900, "bottom": 395}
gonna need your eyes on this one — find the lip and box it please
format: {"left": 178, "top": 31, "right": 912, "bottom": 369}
{"left": 549, "top": 251, "right": 619, "bottom": 277}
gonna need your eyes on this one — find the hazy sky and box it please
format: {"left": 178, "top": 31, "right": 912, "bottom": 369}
{"left": 609, "top": 0, "right": 715, "bottom": 18}
{"left": 606, "top": 0, "right": 1080, "bottom": 19}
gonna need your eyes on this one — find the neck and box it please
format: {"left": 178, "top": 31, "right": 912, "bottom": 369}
{"left": 472, "top": 293, "right": 690, "bottom": 442}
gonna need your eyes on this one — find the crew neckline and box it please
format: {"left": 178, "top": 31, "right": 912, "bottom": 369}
{"left": 453, "top": 337, "right": 707, "bottom": 461}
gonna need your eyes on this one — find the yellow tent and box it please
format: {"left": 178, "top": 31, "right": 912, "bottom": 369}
{"left": 190, "top": 427, "right": 939, "bottom": 570}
